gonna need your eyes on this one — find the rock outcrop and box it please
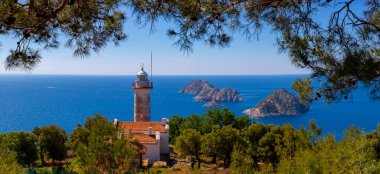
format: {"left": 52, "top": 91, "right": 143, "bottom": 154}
{"left": 180, "top": 80, "right": 243, "bottom": 104}
{"left": 213, "top": 88, "right": 243, "bottom": 102}
{"left": 194, "top": 87, "right": 220, "bottom": 101}
{"left": 244, "top": 88, "right": 309, "bottom": 117}
{"left": 179, "top": 80, "right": 215, "bottom": 94}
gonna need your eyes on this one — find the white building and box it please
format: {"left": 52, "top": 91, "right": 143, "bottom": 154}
{"left": 116, "top": 66, "right": 170, "bottom": 165}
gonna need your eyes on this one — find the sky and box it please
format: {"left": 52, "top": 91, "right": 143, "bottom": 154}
{"left": 0, "top": 4, "right": 349, "bottom": 75}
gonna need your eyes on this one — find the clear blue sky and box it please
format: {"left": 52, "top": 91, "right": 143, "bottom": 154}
{"left": 1, "top": 1, "right": 364, "bottom": 75}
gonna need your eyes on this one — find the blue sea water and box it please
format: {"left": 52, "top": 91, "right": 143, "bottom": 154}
{"left": 0, "top": 74, "right": 379, "bottom": 139}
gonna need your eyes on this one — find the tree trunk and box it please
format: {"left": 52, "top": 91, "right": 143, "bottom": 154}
{"left": 196, "top": 156, "right": 201, "bottom": 169}
{"left": 223, "top": 156, "right": 231, "bottom": 169}
{"left": 252, "top": 157, "right": 258, "bottom": 169}
{"left": 139, "top": 153, "right": 143, "bottom": 168}
{"left": 191, "top": 161, "right": 195, "bottom": 169}
{"left": 40, "top": 151, "right": 45, "bottom": 166}
{"left": 212, "top": 156, "right": 217, "bottom": 164}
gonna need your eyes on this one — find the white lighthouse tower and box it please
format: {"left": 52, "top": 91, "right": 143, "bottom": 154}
{"left": 132, "top": 65, "right": 153, "bottom": 122}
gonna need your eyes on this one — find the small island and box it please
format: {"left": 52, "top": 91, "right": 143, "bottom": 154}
{"left": 180, "top": 80, "right": 243, "bottom": 106}
{"left": 244, "top": 88, "right": 309, "bottom": 117}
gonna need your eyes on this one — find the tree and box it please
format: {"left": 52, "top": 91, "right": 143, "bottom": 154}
{"left": 8, "top": 132, "right": 38, "bottom": 168}
{"left": 33, "top": 125, "right": 67, "bottom": 165}
{"left": 232, "top": 115, "right": 250, "bottom": 130}
{"left": 230, "top": 144, "right": 255, "bottom": 174}
{"left": 366, "top": 123, "right": 380, "bottom": 160}
{"left": 129, "top": 0, "right": 380, "bottom": 102}
{"left": 175, "top": 128, "right": 202, "bottom": 169}
{"left": 0, "top": 0, "right": 126, "bottom": 71}
{"left": 201, "top": 126, "right": 220, "bottom": 164}
{"left": 0, "top": 143, "right": 21, "bottom": 174}
{"left": 168, "top": 115, "right": 184, "bottom": 144}
{"left": 239, "top": 122, "right": 269, "bottom": 169}
{"left": 257, "top": 125, "right": 283, "bottom": 165}
{"left": 217, "top": 125, "right": 239, "bottom": 168}
{"left": 277, "top": 127, "right": 380, "bottom": 173}
{"left": 291, "top": 78, "right": 314, "bottom": 104}
{"left": 204, "top": 108, "right": 235, "bottom": 128}
{"left": 181, "top": 114, "right": 210, "bottom": 134}
{"left": 70, "top": 114, "right": 138, "bottom": 173}
{"left": 67, "top": 124, "right": 90, "bottom": 151}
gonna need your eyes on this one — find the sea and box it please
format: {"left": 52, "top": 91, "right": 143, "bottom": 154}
{"left": 0, "top": 74, "right": 379, "bottom": 139}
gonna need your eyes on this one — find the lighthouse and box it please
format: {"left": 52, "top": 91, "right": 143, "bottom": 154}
{"left": 132, "top": 65, "right": 153, "bottom": 122}
{"left": 115, "top": 64, "right": 170, "bottom": 165}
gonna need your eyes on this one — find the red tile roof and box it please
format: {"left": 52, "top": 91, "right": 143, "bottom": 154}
{"left": 118, "top": 122, "right": 167, "bottom": 133}
{"left": 131, "top": 134, "right": 157, "bottom": 144}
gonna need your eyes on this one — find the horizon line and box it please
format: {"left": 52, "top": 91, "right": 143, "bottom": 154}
{"left": 0, "top": 73, "right": 311, "bottom": 76}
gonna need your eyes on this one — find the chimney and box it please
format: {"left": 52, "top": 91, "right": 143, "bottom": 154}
{"left": 148, "top": 127, "right": 153, "bottom": 135}
{"left": 162, "top": 118, "right": 168, "bottom": 125}
{"left": 155, "top": 131, "right": 160, "bottom": 141}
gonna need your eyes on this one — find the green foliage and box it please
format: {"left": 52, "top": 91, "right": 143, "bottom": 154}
{"left": 180, "top": 114, "right": 209, "bottom": 134}
{"left": 170, "top": 111, "right": 339, "bottom": 173}
{"left": 230, "top": 145, "right": 255, "bottom": 174}
{"left": 257, "top": 125, "right": 282, "bottom": 164}
{"left": 232, "top": 115, "right": 250, "bottom": 130}
{"left": 230, "top": 121, "right": 320, "bottom": 172}
{"left": 175, "top": 128, "right": 202, "bottom": 168}
{"left": 170, "top": 108, "right": 248, "bottom": 144}
{"left": 236, "top": 122, "right": 269, "bottom": 169}
{"left": 201, "top": 126, "right": 220, "bottom": 162}
{"left": 0, "top": 0, "right": 126, "bottom": 71}
{"left": 0, "top": 136, "right": 21, "bottom": 174}
{"left": 291, "top": 78, "right": 314, "bottom": 104}
{"left": 277, "top": 126, "right": 380, "bottom": 174}
{"left": 168, "top": 115, "right": 184, "bottom": 144}
{"left": 175, "top": 128, "right": 202, "bottom": 157}
{"left": 7, "top": 132, "right": 38, "bottom": 167}
{"left": 33, "top": 125, "right": 67, "bottom": 164}
{"left": 68, "top": 124, "right": 90, "bottom": 151}
{"left": 217, "top": 125, "right": 239, "bottom": 168}
{"left": 366, "top": 124, "right": 380, "bottom": 160}
{"left": 204, "top": 108, "right": 235, "bottom": 128}
{"left": 70, "top": 114, "right": 138, "bottom": 173}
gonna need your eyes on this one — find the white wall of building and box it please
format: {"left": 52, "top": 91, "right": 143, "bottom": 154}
{"left": 142, "top": 143, "right": 160, "bottom": 164}
{"left": 160, "top": 132, "right": 170, "bottom": 154}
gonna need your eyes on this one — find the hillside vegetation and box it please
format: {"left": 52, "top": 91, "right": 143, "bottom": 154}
{"left": 1, "top": 109, "right": 380, "bottom": 173}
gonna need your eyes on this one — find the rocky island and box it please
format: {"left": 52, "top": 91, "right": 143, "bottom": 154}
{"left": 180, "top": 80, "right": 243, "bottom": 106}
{"left": 244, "top": 88, "right": 309, "bottom": 117}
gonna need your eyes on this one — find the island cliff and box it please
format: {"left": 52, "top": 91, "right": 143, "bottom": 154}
{"left": 179, "top": 80, "right": 215, "bottom": 94}
{"left": 214, "top": 88, "right": 243, "bottom": 102}
{"left": 180, "top": 80, "right": 243, "bottom": 106}
{"left": 244, "top": 88, "right": 309, "bottom": 117}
